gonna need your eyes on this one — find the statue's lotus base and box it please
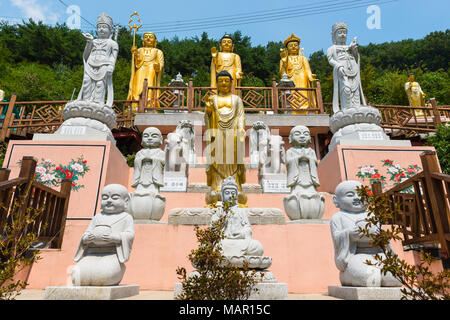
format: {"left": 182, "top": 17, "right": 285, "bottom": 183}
{"left": 168, "top": 207, "right": 286, "bottom": 225}
{"left": 283, "top": 192, "right": 326, "bottom": 220}
{"left": 328, "top": 286, "right": 403, "bottom": 300}
{"left": 44, "top": 285, "right": 140, "bottom": 300}
{"left": 129, "top": 192, "right": 166, "bottom": 221}
{"left": 224, "top": 255, "right": 273, "bottom": 269}
{"left": 55, "top": 117, "right": 116, "bottom": 143}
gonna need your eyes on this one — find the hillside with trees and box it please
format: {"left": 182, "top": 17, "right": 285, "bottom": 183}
{"left": 0, "top": 20, "right": 448, "bottom": 105}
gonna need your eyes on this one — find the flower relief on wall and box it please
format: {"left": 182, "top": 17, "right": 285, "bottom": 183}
{"left": 19, "top": 156, "right": 90, "bottom": 191}
{"left": 356, "top": 159, "right": 422, "bottom": 194}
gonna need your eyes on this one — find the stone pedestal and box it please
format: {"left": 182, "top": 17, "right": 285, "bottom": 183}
{"left": 328, "top": 286, "right": 403, "bottom": 300}
{"left": 260, "top": 173, "right": 290, "bottom": 193}
{"left": 174, "top": 257, "right": 288, "bottom": 300}
{"left": 328, "top": 106, "right": 391, "bottom": 152}
{"left": 44, "top": 285, "right": 140, "bottom": 300}
{"left": 168, "top": 207, "right": 286, "bottom": 225}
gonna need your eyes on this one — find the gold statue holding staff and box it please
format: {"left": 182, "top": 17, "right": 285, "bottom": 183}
{"left": 127, "top": 12, "right": 164, "bottom": 109}
{"left": 405, "top": 73, "right": 425, "bottom": 117}
{"left": 205, "top": 70, "right": 247, "bottom": 207}
{"left": 210, "top": 35, "right": 243, "bottom": 88}
{"left": 280, "top": 34, "right": 317, "bottom": 114}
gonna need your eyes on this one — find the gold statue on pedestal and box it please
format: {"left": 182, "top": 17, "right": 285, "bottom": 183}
{"left": 280, "top": 34, "right": 317, "bottom": 114}
{"left": 210, "top": 35, "right": 243, "bottom": 88}
{"left": 405, "top": 73, "right": 425, "bottom": 117}
{"left": 127, "top": 32, "right": 165, "bottom": 109}
{"left": 205, "top": 70, "right": 247, "bottom": 207}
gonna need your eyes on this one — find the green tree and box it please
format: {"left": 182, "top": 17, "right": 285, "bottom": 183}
{"left": 425, "top": 124, "right": 450, "bottom": 175}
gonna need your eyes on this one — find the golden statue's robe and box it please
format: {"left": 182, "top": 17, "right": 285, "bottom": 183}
{"left": 210, "top": 52, "right": 242, "bottom": 88}
{"left": 127, "top": 47, "right": 164, "bottom": 105}
{"left": 405, "top": 81, "right": 425, "bottom": 117}
{"left": 280, "top": 54, "right": 315, "bottom": 114}
{"left": 205, "top": 94, "right": 246, "bottom": 198}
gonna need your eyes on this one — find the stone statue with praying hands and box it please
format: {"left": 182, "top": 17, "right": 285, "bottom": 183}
{"left": 283, "top": 126, "right": 325, "bottom": 220}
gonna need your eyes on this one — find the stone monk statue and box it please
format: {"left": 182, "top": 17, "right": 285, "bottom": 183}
{"left": 77, "top": 13, "right": 118, "bottom": 107}
{"left": 283, "top": 126, "right": 324, "bottom": 220}
{"left": 72, "top": 184, "right": 134, "bottom": 286}
{"left": 327, "top": 22, "right": 366, "bottom": 113}
{"left": 127, "top": 32, "right": 164, "bottom": 109}
{"left": 210, "top": 176, "right": 264, "bottom": 257}
{"left": 205, "top": 70, "right": 246, "bottom": 207}
{"left": 280, "top": 34, "right": 317, "bottom": 114}
{"left": 130, "top": 127, "right": 166, "bottom": 220}
{"left": 331, "top": 180, "right": 401, "bottom": 287}
{"left": 210, "top": 34, "right": 243, "bottom": 88}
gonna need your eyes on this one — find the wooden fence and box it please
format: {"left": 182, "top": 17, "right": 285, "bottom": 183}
{"left": 140, "top": 78, "right": 324, "bottom": 114}
{"left": 0, "top": 84, "right": 448, "bottom": 141}
{"left": 324, "top": 98, "right": 450, "bottom": 137}
{"left": 372, "top": 151, "right": 450, "bottom": 258}
{"left": 0, "top": 156, "right": 72, "bottom": 249}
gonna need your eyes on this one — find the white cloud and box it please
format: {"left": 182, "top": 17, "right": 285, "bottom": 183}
{"left": 10, "top": 0, "right": 59, "bottom": 24}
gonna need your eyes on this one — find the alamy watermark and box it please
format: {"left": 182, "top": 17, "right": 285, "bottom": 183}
{"left": 366, "top": 5, "right": 381, "bottom": 30}
{"left": 66, "top": 5, "right": 81, "bottom": 30}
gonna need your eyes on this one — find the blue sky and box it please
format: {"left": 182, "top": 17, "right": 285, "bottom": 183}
{"left": 0, "top": 0, "right": 449, "bottom": 56}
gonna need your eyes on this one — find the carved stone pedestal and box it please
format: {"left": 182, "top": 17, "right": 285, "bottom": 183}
{"left": 168, "top": 207, "right": 286, "bottom": 225}
{"left": 328, "top": 286, "right": 403, "bottom": 300}
{"left": 44, "top": 285, "right": 140, "bottom": 300}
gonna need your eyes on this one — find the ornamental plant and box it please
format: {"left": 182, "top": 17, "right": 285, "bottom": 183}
{"left": 175, "top": 199, "right": 260, "bottom": 300}
{"left": 20, "top": 156, "right": 90, "bottom": 191}
{"left": 357, "top": 186, "right": 449, "bottom": 300}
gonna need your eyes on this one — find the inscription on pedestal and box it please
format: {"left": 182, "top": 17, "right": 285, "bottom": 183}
{"left": 262, "top": 179, "right": 290, "bottom": 193}
{"left": 358, "top": 131, "right": 384, "bottom": 140}
{"left": 60, "top": 126, "right": 87, "bottom": 135}
{"left": 161, "top": 176, "right": 187, "bottom": 192}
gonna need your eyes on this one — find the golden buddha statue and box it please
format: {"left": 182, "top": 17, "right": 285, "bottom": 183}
{"left": 280, "top": 34, "right": 317, "bottom": 114}
{"left": 405, "top": 73, "right": 425, "bottom": 117}
{"left": 205, "top": 70, "right": 247, "bottom": 207}
{"left": 127, "top": 32, "right": 164, "bottom": 109}
{"left": 210, "top": 35, "right": 243, "bottom": 88}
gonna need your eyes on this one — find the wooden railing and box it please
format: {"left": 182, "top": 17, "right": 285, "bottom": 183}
{"left": 372, "top": 151, "right": 450, "bottom": 258}
{"left": 0, "top": 97, "right": 137, "bottom": 140}
{"left": 0, "top": 156, "right": 72, "bottom": 249}
{"left": 1, "top": 87, "right": 448, "bottom": 141}
{"left": 325, "top": 99, "right": 450, "bottom": 137}
{"left": 141, "top": 78, "right": 324, "bottom": 114}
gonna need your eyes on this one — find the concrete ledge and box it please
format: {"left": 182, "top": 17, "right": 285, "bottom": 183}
{"left": 328, "top": 286, "right": 403, "bottom": 300}
{"left": 168, "top": 207, "right": 286, "bottom": 225}
{"left": 133, "top": 220, "right": 167, "bottom": 225}
{"left": 44, "top": 285, "right": 140, "bottom": 300}
{"left": 287, "top": 219, "right": 330, "bottom": 225}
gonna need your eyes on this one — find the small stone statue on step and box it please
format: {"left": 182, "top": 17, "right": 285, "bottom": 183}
{"left": 211, "top": 176, "right": 264, "bottom": 257}
{"left": 130, "top": 127, "right": 166, "bottom": 221}
{"left": 283, "top": 126, "right": 325, "bottom": 220}
{"left": 72, "top": 184, "right": 134, "bottom": 286}
{"left": 331, "top": 180, "right": 402, "bottom": 287}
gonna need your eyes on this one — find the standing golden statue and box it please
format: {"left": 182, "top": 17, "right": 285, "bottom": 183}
{"left": 127, "top": 13, "right": 164, "bottom": 109}
{"left": 280, "top": 34, "right": 317, "bottom": 114}
{"left": 405, "top": 73, "right": 425, "bottom": 117}
{"left": 210, "top": 35, "right": 243, "bottom": 88}
{"left": 205, "top": 70, "right": 247, "bottom": 207}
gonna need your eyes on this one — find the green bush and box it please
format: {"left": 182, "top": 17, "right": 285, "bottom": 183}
{"left": 425, "top": 124, "right": 450, "bottom": 174}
